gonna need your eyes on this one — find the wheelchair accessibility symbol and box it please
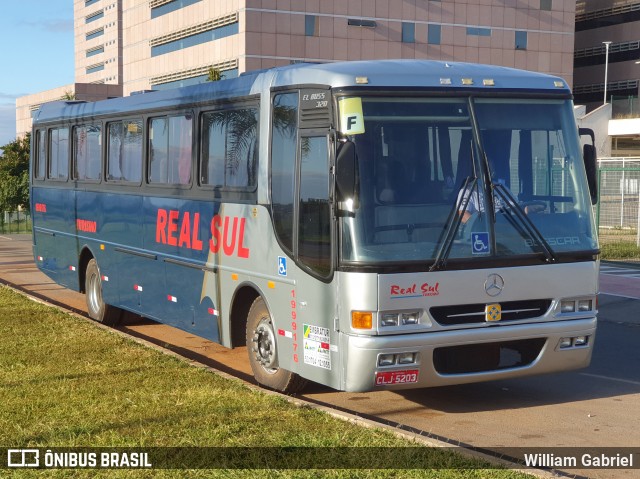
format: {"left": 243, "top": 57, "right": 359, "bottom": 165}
{"left": 278, "top": 256, "right": 287, "bottom": 276}
{"left": 472, "top": 232, "right": 490, "bottom": 255}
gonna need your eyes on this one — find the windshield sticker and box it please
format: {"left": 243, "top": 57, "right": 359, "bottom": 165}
{"left": 390, "top": 282, "right": 440, "bottom": 298}
{"left": 472, "top": 232, "right": 490, "bottom": 255}
{"left": 339, "top": 97, "right": 365, "bottom": 135}
{"left": 303, "top": 325, "right": 331, "bottom": 370}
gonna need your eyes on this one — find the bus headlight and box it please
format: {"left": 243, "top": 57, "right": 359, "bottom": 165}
{"left": 578, "top": 300, "right": 593, "bottom": 312}
{"left": 574, "top": 336, "right": 588, "bottom": 346}
{"left": 559, "top": 335, "right": 590, "bottom": 349}
{"left": 559, "top": 296, "right": 595, "bottom": 315}
{"left": 378, "top": 354, "right": 396, "bottom": 366}
{"left": 379, "top": 311, "right": 422, "bottom": 328}
{"left": 401, "top": 312, "right": 420, "bottom": 325}
{"left": 397, "top": 352, "right": 417, "bottom": 364}
{"left": 381, "top": 313, "right": 399, "bottom": 327}
{"left": 560, "top": 300, "right": 575, "bottom": 313}
{"left": 559, "top": 337, "right": 573, "bottom": 348}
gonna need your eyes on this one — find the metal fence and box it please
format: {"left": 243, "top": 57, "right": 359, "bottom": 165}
{"left": 0, "top": 211, "right": 32, "bottom": 235}
{"left": 597, "top": 158, "right": 640, "bottom": 263}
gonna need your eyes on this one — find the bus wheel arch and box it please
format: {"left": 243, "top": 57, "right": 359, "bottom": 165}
{"left": 78, "top": 246, "right": 95, "bottom": 294}
{"left": 245, "top": 295, "right": 307, "bottom": 393}
{"left": 229, "top": 285, "right": 260, "bottom": 348}
{"left": 84, "top": 258, "right": 122, "bottom": 326}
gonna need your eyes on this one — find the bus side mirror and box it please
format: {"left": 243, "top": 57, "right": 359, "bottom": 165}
{"left": 335, "top": 140, "right": 358, "bottom": 212}
{"left": 579, "top": 128, "right": 598, "bottom": 205}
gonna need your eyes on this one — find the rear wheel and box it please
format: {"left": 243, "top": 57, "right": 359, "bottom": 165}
{"left": 85, "top": 258, "right": 122, "bottom": 326}
{"left": 246, "top": 297, "right": 307, "bottom": 393}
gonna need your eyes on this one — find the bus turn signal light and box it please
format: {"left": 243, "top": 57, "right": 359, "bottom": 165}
{"left": 352, "top": 311, "right": 373, "bottom": 329}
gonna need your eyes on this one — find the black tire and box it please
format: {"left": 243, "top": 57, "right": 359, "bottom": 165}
{"left": 246, "top": 297, "right": 307, "bottom": 393}
{"left": 85, "top": 258, "right": 122, "bottom": 326}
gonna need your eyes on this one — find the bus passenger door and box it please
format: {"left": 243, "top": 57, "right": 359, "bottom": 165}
{"left": 291, "top": 132, "right": 338, "bottom": 388}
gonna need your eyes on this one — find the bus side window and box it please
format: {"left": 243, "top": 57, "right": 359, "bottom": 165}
{"left": 298, "top": 136, "right": 331, "bottom": 277}
{"left": 201, "top": 112, "right": 226, "bottom": 187}
{"left": 270, "top": 93, "right": 299, "bottom": 254}
{"left": 35, "top": 130, "right": 46, "bottom": 180}
{"left": 201, "top": 107, "right": 258, "bottom": 189}
{"left": 149, "top": 115, "right": 192, "bottom": 185}
{"left": 107, "top": 120, "right": 142, "bottom": 183}
{"left": 149, "top": 117, "right": 169, "bottom": 183}
{"left": 73, "top": 124, "right": 102, "bottom": 181}
{"left": 48, "top": 127, "right": 69, "bottom": 180}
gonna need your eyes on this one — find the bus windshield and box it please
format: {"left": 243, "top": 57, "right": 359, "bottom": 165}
{"left": 339, "top": 96, "right": 598, "bottom": 265}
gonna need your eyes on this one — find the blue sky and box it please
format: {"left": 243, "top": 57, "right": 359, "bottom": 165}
{"left": 0, "top": 0, "right": 74, "bottom": 149}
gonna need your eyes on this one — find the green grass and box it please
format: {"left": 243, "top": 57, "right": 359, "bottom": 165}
{"left": 600, "top": 241, "right": 640, "bottom": 260}
{"left": 0, "top": 286, "right": 534, "bottom": 478}
{"left": 598, "top": 228, "right": 640, "bottom": 261}
{"left": 599, "top": 232, "right": 640, "bottom": 261}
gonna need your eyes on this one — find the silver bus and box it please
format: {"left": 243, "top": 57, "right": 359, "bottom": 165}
{"left": 31, "top": 60, "right": 599, "bottom": 393}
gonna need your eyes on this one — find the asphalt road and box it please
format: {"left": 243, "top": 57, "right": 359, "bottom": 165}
{"left": 1, "top": 233, "right": 639, "bottom": 478}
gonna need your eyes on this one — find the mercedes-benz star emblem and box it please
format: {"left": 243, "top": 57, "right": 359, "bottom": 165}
{"left": 485, "top": 274, "right": 505, "bottom": 297}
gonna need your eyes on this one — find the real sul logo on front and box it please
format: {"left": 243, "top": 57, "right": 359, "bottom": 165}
{"left": 390, "top": 282, "right": 440, "bottom": 298}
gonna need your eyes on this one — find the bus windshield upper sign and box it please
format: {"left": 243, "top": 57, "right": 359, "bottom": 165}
{"left": 339, "top": 97, "right": 365, "bottom": 135}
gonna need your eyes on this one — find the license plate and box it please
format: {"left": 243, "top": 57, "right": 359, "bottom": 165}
{"left": 375, "top": 370, "right": 419, "bottom": 386}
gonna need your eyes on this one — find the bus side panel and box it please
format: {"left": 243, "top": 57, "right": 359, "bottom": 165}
{"left": 74, "top": 189, "right": 104, "bottom": 291}
{"left": 32, "top": 186, "right": 75, "bottom": 288}
{"left": 31, "top": 186, "right": 55, "bottom": 276}
{"left": 213, "top": 204, "right": 278, "bottom": 349}
{"left": 143, "top": 195, "right": 221, "bottom": 342}
{"left": 291, "top": 270, "right": 340, "bottom": 389}
{"left": 96, "top": 192, "right": 150, "bottom": 315}
{"left": 210, "top": 203, "right": 342, "bottom": 390}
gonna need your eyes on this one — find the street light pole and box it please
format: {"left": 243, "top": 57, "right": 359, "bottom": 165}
{"left": 603, "top": 41, "right": 612, "bottom": 105}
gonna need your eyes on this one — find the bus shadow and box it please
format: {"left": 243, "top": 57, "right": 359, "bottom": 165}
{"left": 116, "top": 313, "right": 257, "bottom": 387}
{"left": 393, "top": 370, "right": 639, "bottom": 413}
{"left": 303, "top": 369, "right": 639, "bottom": 415}
{"left": 114, "top": 314, "right": 640, "bottom": 414}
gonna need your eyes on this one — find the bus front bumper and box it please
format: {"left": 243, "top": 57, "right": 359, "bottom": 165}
{"left": 340, "top": 317, "right": 596, "bottom": 392}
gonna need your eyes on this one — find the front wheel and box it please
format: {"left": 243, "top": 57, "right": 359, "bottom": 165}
{"left": 85, "top": 258, "right": 122, "bottom": 326}
{"left": 246, "top": 297, "right": 307, "bottom": 393}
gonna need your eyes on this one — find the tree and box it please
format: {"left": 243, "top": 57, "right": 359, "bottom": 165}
{"left": 0, "top": 134, "right": 31, "bottom": 213}
{"left": 206, "top": 67, "right": 224, "bottom": 82}
{"left": 62, "top": 90, "right": 76, "bottom": 100}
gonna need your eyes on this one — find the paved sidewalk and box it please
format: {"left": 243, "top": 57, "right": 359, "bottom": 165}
{"left": 599, "top": 263, "right": 640, "bottom": 299}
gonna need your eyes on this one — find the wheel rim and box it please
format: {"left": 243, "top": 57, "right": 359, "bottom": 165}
{"left": 87, "top": 270, "right": 101, "bottom": 316}
{"left": 252, "top": 317, "right": 278, "bottom": 373}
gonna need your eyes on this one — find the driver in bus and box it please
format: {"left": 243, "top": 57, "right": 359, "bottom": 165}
{"left": 458, "top": 177, "right": 545, "bottom": 224}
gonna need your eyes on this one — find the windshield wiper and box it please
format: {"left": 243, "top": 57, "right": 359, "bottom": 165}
{"left": 430, "top": 176, "right": 476, "bottom": 271}
{"left": 492, "top": 183, "right": 557, "bottom": 262}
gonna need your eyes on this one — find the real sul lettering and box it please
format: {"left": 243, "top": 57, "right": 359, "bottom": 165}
{"left": 155, "top": 209, "right": 249, "bottom": 258}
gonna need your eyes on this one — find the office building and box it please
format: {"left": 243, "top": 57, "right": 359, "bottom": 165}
{"left": 17, "top": 0, "right": 578, "bottom": 137}
{"left": 573, "top": 0, "right": 640, "bottom": 157}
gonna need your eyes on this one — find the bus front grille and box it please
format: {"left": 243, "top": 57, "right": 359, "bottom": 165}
{"left": 433, "top": 338, "right": 547, "bottom": 374}
{"left": 429, "top": 299, "right": 552, "bottom": 326}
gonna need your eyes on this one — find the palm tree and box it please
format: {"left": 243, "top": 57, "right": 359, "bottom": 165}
{"left": 202, "top": 95, "right": 306, "bottom": 184}
{"left": 203, "top": 108, "right": 258, "bottom": 185}
{"left": 206, "top": 67, "right": 225, "bottom": 82}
